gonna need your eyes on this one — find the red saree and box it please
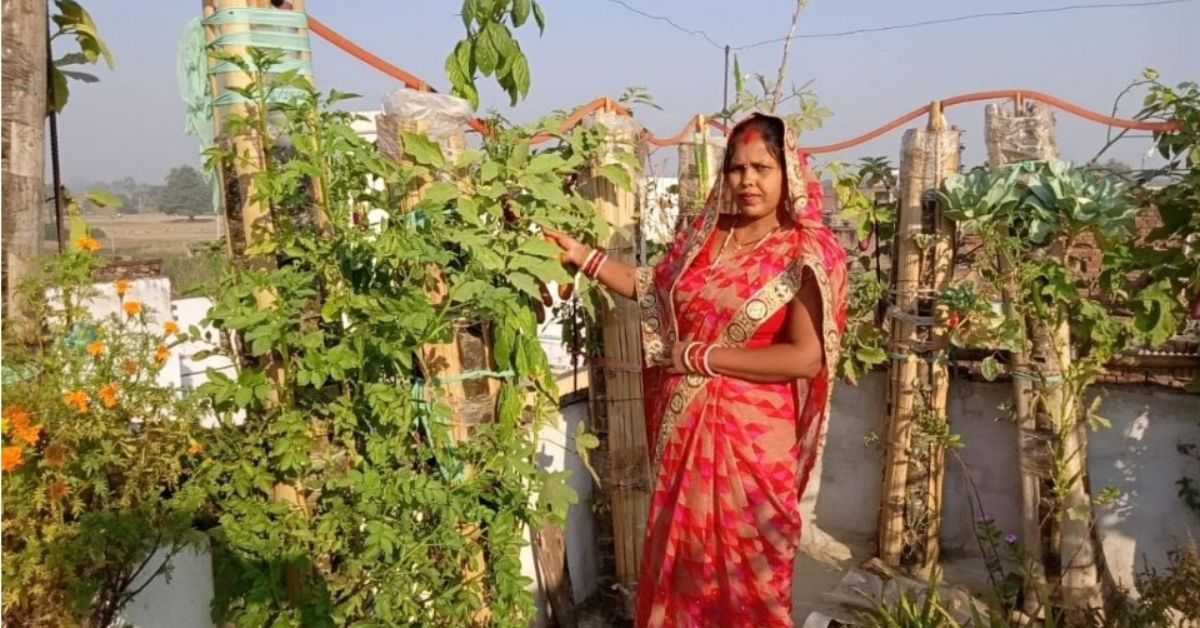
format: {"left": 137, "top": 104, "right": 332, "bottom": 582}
{"left": 633, "top": 114, "right": 849, "bottom": 627}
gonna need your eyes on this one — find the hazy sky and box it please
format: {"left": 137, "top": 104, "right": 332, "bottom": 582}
{"left": 57, "top": 0, "right": 1198, "bottom": 185}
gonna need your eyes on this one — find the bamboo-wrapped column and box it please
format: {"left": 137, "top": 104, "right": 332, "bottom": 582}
{"left": 674, "top": 116, "right": 725, "bottom": 235}
{"left": 203, "top": 0, "right": 316, "bottom": 604}
{"left": 985, "top": 100, "right": 1102, "bottom": 617}
{"left": 583, "top": 102, "right": 650, "bottom": 598}
{"left": 375, "top": 105, "right": 497, "bottom": 624}
{"left": 877, "top": 103, "right": 961, "bottom": 575}
{"left": 375, "top": 111, "right": 500, "bottom": 440}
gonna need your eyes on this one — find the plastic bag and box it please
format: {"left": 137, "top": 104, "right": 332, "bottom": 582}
{"left": 381, "top": 88, "right": 473, "bottom": 142}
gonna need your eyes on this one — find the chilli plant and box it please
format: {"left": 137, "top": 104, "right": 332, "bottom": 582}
{"left": 193, "top": 51, "right": 616, "bottom": 626}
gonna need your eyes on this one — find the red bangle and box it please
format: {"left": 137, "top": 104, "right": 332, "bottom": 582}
{"left": 585, "top": 251, "right": 607, "bottom": 279}
{"left": 682, "top": 342, "right": 700, "bottom": 373}
{"left": 700, "top": 345, "right": 717, "bottom": 377}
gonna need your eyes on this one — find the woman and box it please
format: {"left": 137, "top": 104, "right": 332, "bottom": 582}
{"left": 545, "top": 113, "right": 848, "bottom": 627}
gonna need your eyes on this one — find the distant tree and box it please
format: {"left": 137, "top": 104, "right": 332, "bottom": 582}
{"left": 157, "top": 165, "right": 211, "bottom": 220}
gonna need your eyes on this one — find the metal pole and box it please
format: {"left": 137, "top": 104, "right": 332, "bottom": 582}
{"left": 47, "top": 17, "right": 65, "bottom": 254}
{"left": 722, "top": 45, "right": 731, "bottom": 119}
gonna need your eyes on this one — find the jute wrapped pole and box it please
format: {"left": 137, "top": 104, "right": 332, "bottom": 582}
{"left": 203, "top": 0, "right": 315, "bottom": 604}
{"left": 375, "top": 112, "right": 501, "bottom": 440}
{"left": 583, "top": 102, "right": 651, "bottom": 595}
{"left": 986, "top": 100, "right": 1102, "bottom": 617}
{"left": 375, "top": 108, "right": 497, "bottom": 625}
{"left": 674, "top": 116, "right": 725, "bottom": 235}
{"left": 877, "top": 103, "right": 960, "bottom": 573}
{"left": 921, "top": 111, "right": 960, "bottom": 579}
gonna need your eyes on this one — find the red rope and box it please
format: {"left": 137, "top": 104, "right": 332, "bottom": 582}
{"left": 306, "top": 15, "right": 1183, "bottom": 151}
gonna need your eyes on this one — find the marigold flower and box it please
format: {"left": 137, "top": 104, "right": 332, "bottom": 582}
{"left": 123, "top": 301, "right": 143, "bottom": 317}
{"left": 2, "top": 446, "right": 24, "bottom": 471}
{"left": 14, "top": 423, "right": 42, "bottom": 446}
{"left": 44, "top": 442, "right": 70, "bottom": 469}
{"left": 122, "top": 359, "right": 139, "bottom": 375}
{"left": 4, "top": 406, "right": 31, "bottom": 432}
{"left": 87, "top": 340, "right": 107, "bottom": 357}
{"left": 63, "top": 390, "right": 89, "bottom": 413}
{"left": 188, "top": 441, "right": 203, "bottom": 456}
{"left": 76, "top": 237, "right": 101, "bottom": 252}
{"left": 49, "top": 481, "right": 71, "bottom": 501}
{"left": 163, "top": 320, "right": 180, "bottom": 335}
{"left": 100, "top": 383, "right": 120, "bottom": 409}
{"left": 114, "top": 280, "right": 131, "bottom": 297}
{"left": 154, "top": 345, "right": 171, "bottom": 365}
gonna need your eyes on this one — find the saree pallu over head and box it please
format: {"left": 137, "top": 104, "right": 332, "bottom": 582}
{"left": 632, "top": 113, "right": 848, "bottom": 627}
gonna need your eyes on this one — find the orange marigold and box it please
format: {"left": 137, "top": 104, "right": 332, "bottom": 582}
{"left": 123, "top": 301, "right": 143, "bottom": 317}
{"left": 154, "top": 345, "right": 170, "bottom": 365}
{"left": 87, "top": 340, "right": 107, "bottom": 357}
{"left": 188, "top": 441, "right": 204, "bottom": 456}
{"left": 114, "top": 280, "right": 131, "bottom": 297}
{"left": 14, "top": 423, "right": 42, "bottom": 446}
{"left": 49, "top": 481, "right": 71, "bottom": 501}
{"left": 2, "top": 446, "right": 24, "bottom": 472}
{"left": 4, "top": 406, "right": 31, "bottom": 432}
{"left": 44, "top": 442, "right": 70, "bottom": 470}
{"left": 76, "top": 237, "right": 101, "bottom": 252}
{"left": 63, "top": 390, "right": 89, "bottom": 413}
{"left": 122, "top": 359, "right": 139, "bottom": 375}
{"left": 100, "top": 383, "right": 120, "bottom": 409}
{"left": 163, "top": 320, "right": 180, "bottom": 335}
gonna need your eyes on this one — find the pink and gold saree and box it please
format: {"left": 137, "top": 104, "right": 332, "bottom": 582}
{"left": 633, "top": 114, "right": 849, "bottom": 627}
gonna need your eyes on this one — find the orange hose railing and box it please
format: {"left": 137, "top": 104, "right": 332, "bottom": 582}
{"left": 307, "top": 15, "right": 1182, "bottom": 152}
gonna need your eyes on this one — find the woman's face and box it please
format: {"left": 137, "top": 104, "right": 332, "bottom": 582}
{"left": 725, "top": 134, "right": 784, "bottom": 221}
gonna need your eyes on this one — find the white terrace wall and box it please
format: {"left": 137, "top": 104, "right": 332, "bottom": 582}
{"left": 803, "top": 371, "right": 1200, "bottom": 593}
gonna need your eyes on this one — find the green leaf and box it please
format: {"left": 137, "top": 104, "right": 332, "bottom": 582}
{"left": 507, "top": 271, "right": 543, "bottom": 300}
{"left": 400, "top": 131, "right": 445, "bottom": 168}
{"left": 981, "top": 356, "right": 1001, "bottom": 382}
{"left": 525, "top": 153, "right": 564, "bottom": 175}
{"left": 597, "top": 164, "right": 633, "bottom": 191}
{"left": 856, "top": 345, "right": 887, "bottom": 366}
{"left": 86, "top": 189, "right": 123, "bottom": 209}
{"left": 509, "top": 51, "right": 531, "bottom": 99}
{"left": 49, "top": 67, "right": 70, "bottom": 114}
{"left": 422, "top": 181, "right": 460, "bottom": 206}
{"left": 532, "top": 1, "right": 547, "bottom": 34}
{"left": 474, "top": 23, "right": 502, "bottom": 76}
{"left": 511, "top": 254, "right": 571, "bottom": 284}
{"left": 511, "top": 0, "right": 531, "bottom": 26}
{"left": 539, "top": 470, "right": 578, "bottom": 519}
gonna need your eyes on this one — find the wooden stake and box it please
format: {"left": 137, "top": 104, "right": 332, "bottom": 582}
{"left": 205, "top": 0, "right": 318, "bottom": 605}
{"left": 584, "top": 111, "right": 650, "bottom": 596}
{"left": 877, "top": 106, "right": 960, "bottom": 572}
{"left": 985, "top": 101, "right": 1102, "bottom": 617}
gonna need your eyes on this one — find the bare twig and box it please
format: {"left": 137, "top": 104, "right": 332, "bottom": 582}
{"left": 768, "top": 0, "right": 808, "bottom": 112}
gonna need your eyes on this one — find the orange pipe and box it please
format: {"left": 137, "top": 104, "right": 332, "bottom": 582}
{"left": 306, "top": 15, "right": 1182, "bottom": 151}
{"left": 800, "top": 89, "right": 1181, "bottom": 154}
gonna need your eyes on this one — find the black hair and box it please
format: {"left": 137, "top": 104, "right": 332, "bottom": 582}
{"left": 722, "top": 115, "right": 786, "bottom": 174}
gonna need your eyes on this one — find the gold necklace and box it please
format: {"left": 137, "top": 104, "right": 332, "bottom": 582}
{"left": 716, "top": 220, "right": 780, "bottom": 261}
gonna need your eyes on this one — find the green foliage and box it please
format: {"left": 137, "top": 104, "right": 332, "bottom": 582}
{"left": 158, "top": 165, "right": 214, "bottom": 219}
{"left": 856, "top": 573, "right": 963, "bottom": 628}
{"left": 49, "top": 1, "right": 113, "bottom": 114}
{"left": 194, "top": 50, "right": 610, "bottom": 625}
{"left": 940, "top": 158, "right": 1158, "bottom": 372}
{"left": 717, "top": 60, "right": 831, "bottom": 134}
{"left": 829, "top": 158, "right": 896, "bottom": 384}
{"left": 1, "top": 247, "right": 208, "bottom": 627}
{"left": 447, "top": 0, "right": 545, "bottom": 109}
